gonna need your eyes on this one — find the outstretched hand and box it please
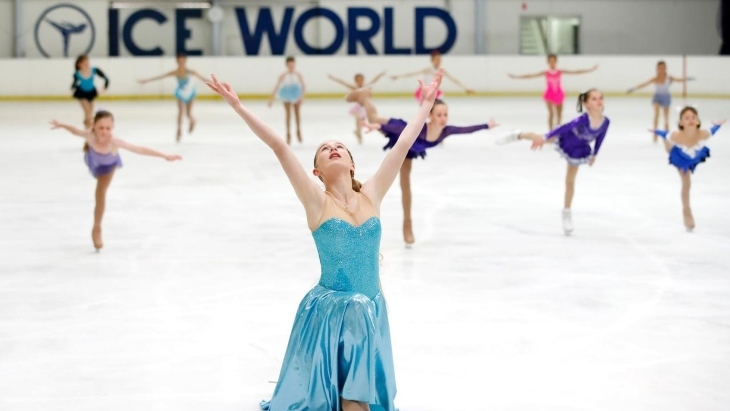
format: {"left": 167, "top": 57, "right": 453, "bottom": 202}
{"left": 164, "top": 154, "right": 183, "bottom": 161}
{"left": 417, "top": 69, "right": 443, "bottom": 103}
{"left": 713, "top": 119, "right": 726, "bottom": 126}
{"left": 360, "top": 120, "right": 381, "bottom": 133}
{"left": 487, "top": 118, "right": 499, "bottom": 129}
{"left": 530, "top": 139, "right": 544, "bottom": 150}
{"left": 205, "top": 74, "right": 241, "bottom": 106}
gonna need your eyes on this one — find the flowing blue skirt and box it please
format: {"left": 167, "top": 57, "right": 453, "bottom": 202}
{"left": 260, "top": 285, "right": 396, "bottom": 411}
{"left": 669, "top": 145, "right": 710, "bottom": 173}
{"left": 278, "top": 84, "right": 303, "bottom": 103}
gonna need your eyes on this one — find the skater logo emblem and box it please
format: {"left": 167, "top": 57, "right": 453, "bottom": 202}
{"left": 34, "top": 4, "right": 96, "bottom": 58}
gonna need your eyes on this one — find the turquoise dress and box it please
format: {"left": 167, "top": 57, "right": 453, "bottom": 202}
{"left": 261, "top": 193, "right": 396, "bottom": 411}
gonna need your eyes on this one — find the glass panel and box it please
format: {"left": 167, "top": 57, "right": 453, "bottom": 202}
{"left": 520, "top": 16, "right": 580, "bottom": 55}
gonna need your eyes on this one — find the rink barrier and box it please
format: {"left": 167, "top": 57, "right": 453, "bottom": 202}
{"left": 1, "top": 55, "right": 729, "bottom": 100}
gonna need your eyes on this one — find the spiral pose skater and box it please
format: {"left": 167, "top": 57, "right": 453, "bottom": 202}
{"left": 347, "top": 76, "right": 498, "bottom": 246}
{"left": 268, "top": 56, "right": 306, "bottom": 144}
{"left": 650, "top": 107, "right": 724, "bottom": 231}
{"left": 50, "top": 111, "right": 182, "bottom": 251}
{"left": 72, "top": 55, "right": 109, "bottom": 130}
{"left": 390, "top": 50, "right": 475, "bottom": 102}
{"left": 138, "top": 53, "right": 210, "bottom": 142}
{"left": 627, "top": 60, "right": 693, "bottom": 142}
{"left": 327, "top": 71, "right": 387, "bottom": 143}
{"left": 508, "top": 54, "right": 598, "bottom": 129}
{"left": 497, "top": 90, "right": 610, "bottom": 235}
{"left": 207, "top": 71, "right": 443, "bottom": 410}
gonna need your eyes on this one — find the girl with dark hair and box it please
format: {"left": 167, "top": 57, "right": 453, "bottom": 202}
{"left": 651, "top": 107, "right": 724, "bottom": 230}
{"left": 72, "top": 55, "right": 109, "bottom": 130}
{"left": 349, "top": 88, "right": 498, "bottom": 246}
{"left": 50, "top": 111, "right": 182, "bottom": 251}
{"left": 496, "top": 89, "right": 610, "bottom": 235}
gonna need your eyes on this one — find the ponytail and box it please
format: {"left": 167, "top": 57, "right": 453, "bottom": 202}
{"left": 576, "top": 88, "right": 597, "bottom": 113}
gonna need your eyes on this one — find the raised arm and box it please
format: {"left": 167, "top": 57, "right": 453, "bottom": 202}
{"left": 207, "top": 75, "right": 324, "bottom": 216}
{"left": 702, "top": 120, "right": 725, "bottom": 140}
{"left": 138, "top": 70, "right": 175, "bottom": 85}
{"left": 562, "top": 64, "right": 598, "bottom": 75}
{"left": 50, "top": 120, "right": 92, "bottom": 138}
{"left": 327, "top": 74, "right": 356, "bottom": 90}
{"left": 365, "top": 71, "right": 387, "bottom": 87}
{"left": 113, "top": 138, "right": 181, "bottom": 161}
{"left": 627, "top": 77, "right": 656, "bottom": 93}
{"left": 360, "top": 70, "right": 443, "bottom": 205}
{"left": 390, "top": 67, "right": 430, "bottom": 80}
{"left": 442, "top": 69, "right": 475, "bottom": 93}
{"left": 508, "top": 70, "right": 546, "bottom": 80}
{"left": 442, "top": 119, "right": 498, "bottom": 138}
{"left": 95, "top": 68, "right": 110, "bottom": 89}
{"left": 189, "top": 70, "right": 211, "bottom": 83}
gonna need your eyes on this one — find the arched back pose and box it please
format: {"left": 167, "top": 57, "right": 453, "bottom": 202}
{"left": 207, "top": 71, "right": 443, "bottom": 411}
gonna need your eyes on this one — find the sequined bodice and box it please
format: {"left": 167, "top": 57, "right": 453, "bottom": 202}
{"left": 312, "top": 217, "right": 381, "bottom": 299}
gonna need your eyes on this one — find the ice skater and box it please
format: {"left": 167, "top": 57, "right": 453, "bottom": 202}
{"left": 50, "top": 111, "right": 182, "bottom": 251}
{"left": 390, "top": 50, "right": 475, "bottom": 102}
{"left": 268, "top": 56, "right": 306, "bottom": 144}
{"left": 138, "top": 53, "right": 210, "bottom": 142}
{"left": 72, "top": 55, "right": 109, "bottom": 130}
{"left": 650, "top": 107, "right": 724, "bottom": 231}
{"left": 206, "top": 70, "right": 443, "bottom": 410}
{"left": 627, "top": 60, "right": 693, "bottom": 142}
{"left": 348, "top": 78, "right": 498, "bottom": 246}
{"left": 327, "top": 71, "right": 387, "bottom": 143}
{"left": 497, "top": 89, "right": 610, "bottom": 235}
{"left": 508, "top": 54, "right": 598, "bottom": 129}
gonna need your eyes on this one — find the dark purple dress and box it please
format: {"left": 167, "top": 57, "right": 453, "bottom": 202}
{"left": 545, "top": 113, "right": 610, "bottom": 165}
{"left": 380, "top": 119, "right": 490, "bottom": 159}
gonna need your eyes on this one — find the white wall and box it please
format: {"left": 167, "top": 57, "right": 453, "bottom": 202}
{"left": 486, "top": 0, "right": 722, "bottom": 55}
{"left": 1, "top": 55, "right": 728, "bottom": 98}
{"left": 0, "top": 0, "right": 723, "bottom": 57}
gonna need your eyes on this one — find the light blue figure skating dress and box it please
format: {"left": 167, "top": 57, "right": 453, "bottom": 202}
{"left": 277, "top": 72, "right": 303, "bottom": 103}
{"left": 260, "top": 191, "right": 397, "bottom": 411}
{"left": 652, "top": 77, "right": 672, "bottom": 108}
{"left": 653, "top": 124, "right": 721, "bottom": 173}
{"left": 174, "top": 71, "right": 196, "bottom": 104}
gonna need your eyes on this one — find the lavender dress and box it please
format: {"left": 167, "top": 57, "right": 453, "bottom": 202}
{"left": 545, "top": 113, "right": 610, "bottom": 165}
{"left": 84, "top": 146, "right": 122, "bottom": 178}
{"left": 380, "top": 119, "right": 490, "bottom": 159}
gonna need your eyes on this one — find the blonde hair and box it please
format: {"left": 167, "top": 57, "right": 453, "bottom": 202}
{"left": 313, "top": 146, "right": 362, "bottom": 192}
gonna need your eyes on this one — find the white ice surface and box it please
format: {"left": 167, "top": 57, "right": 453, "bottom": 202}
{"left": 1, "top": 96, "right": 729, "bottom": 411}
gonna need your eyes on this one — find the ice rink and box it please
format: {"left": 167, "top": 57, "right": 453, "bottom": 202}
{"left": 1, "top": 95, "right": 729, "bottom": 411}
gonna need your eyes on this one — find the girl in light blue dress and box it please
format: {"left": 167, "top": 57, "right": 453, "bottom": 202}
{"left": 138, "top": 53, "right": 210, "bottom": 142}
{"left": 651, "top": 107, "right": 724, "bottom": 231}
{"left": 207, "top": 70, "right": 444, "bottom": 411}
{"left": 627, "top": 60, "right": 692, "bottom": 143}
{"left": 268, "top": 56, "right": 306, "bottom": 144}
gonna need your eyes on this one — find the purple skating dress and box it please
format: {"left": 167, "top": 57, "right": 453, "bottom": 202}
{"left": 380, "top": 119, "right": 490, "bottom": 159}
{"left": 545, "top": 113, "right": 610, "bottom": 165}
{"left": 84, "top": 145, "right": 122, "bottom": 178}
